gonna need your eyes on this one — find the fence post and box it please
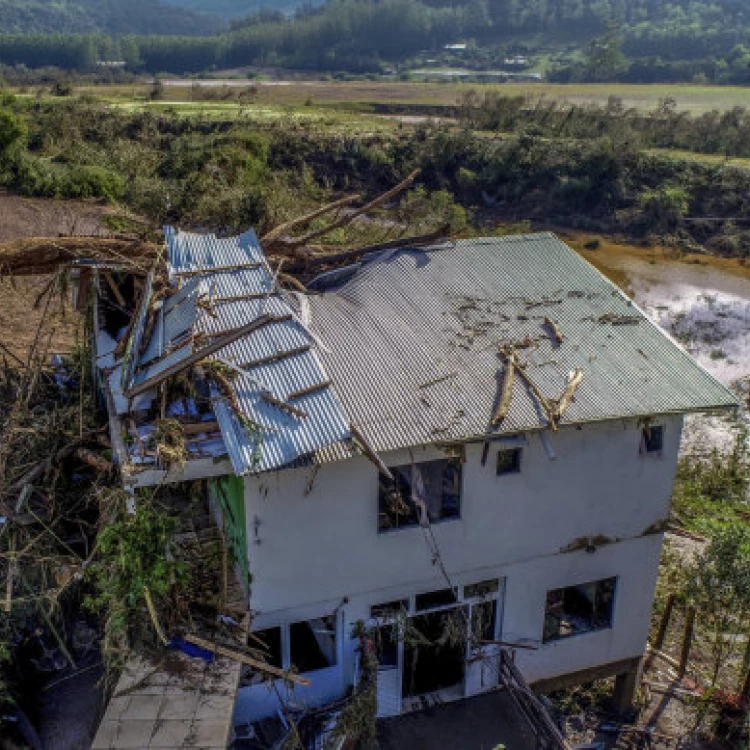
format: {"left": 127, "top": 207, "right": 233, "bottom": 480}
{"left": 678, "top": 606, "right": 696, "bottom": 678}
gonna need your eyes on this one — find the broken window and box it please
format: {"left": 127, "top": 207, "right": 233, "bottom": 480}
{"left": 641, "top": 425, "right": 664, "bottom": 455}
{"left": 290, "top": 615, "right": 337, "bottom": 673}
{"left": 464, "top": 579, "right": 499, "bottom": 599}
{"left": 543, "top": 577, "right": 617, "bottom": 643}
{"left": 378, "top": 458, "right": 462, "bottom": 532}
{"left": 496, "top": 448, "right": 522, "bottom": 475}
{"left": 253, "top": 626, "right": 283, "bottom": 669}
{"left": 471, "top": 600, "right": 497, "bottom": 643}
{"left": 415, "top": 588, "right": 456, "bottom": 611}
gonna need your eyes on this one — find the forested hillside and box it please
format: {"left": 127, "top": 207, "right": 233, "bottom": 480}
{"left": 2, "top": 0, "right": 750, "bottom": 81}
{"left": 160, "top": 0, "right": 310, "bottom": 18}
{"left": 0, "top": 0, "right": 220, "bottom": 35}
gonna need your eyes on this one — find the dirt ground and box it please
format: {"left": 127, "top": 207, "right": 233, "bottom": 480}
{"left": 0, "top": 192, "right": 115, "bottom": 360}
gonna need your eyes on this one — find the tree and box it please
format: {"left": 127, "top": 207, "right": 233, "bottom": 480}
{"left": 0, "top": 109, "right": 25, "bottom": 156}
{"left": 586, "top": 21, "right": 626, "bottom": 81}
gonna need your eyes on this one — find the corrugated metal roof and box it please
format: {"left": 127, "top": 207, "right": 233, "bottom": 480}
{"left": 164, "top": 226, "right": 264, "bottom": 278}
{"left": 307, "top": 233, "right": 738, "bottom": 455}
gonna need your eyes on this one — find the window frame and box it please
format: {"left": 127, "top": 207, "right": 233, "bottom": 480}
{"left": 640, "top": 424, "right": 664, "bottom": 457}
{"left": 377, "top": 457, "right": 463, "bottom": 534}
{"left": 249, "top": 612, "right": 340, "bottom": 678}
{"left": 496, "top": 447, "right": 523, "bottom": 476}
{"left": 542, "top": 576, "right": 618, "bottom": 644}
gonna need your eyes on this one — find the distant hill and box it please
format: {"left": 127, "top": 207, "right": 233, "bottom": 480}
{"left": 0, "top": 0, "right": 222, "bottom": 35}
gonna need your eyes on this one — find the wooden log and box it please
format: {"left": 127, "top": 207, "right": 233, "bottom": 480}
{"left": 653, "top": 593, "right": 675, "bottom": 651}
{"left": 73, "top": 447, "right": 112, "bottom": 474}
{"left": 492, "top": 354, "right": 515, "bottom": 427}
{"left": 554, "top": 368, "right": 584, "bottom": 423}
{"left": 126, "top": 314, "right": 291, "bottom": 398}
{"left": 679, "top": 607, "right": 696, "bottom": 678}
{"left": 647, "top": 644, "right": 681, "bottom": 672}
{"left": 501, "top": 349, "right": 557, "bottom": 430}
{"left": 261, "top": 194, "right": 361, "bottom": 243}
{"left": 290, "top": 169, "right": 421, "bottom": 247}
{"left": 239, "top": 344, "right": 311, "bottom": 370}
{"left": 350, "top": 423, "right": 394, "bottom": 480}
{"left": 184, "top": 634, "right": 310, "bottom": 686}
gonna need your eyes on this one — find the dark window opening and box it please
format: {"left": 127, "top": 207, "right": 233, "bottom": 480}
{"left": 378, "top": 458, "right": 462, "bottom": 532}
{"left": 497, "top": 448, "right": 522, "bottom": 475}
{"left": 376, "top": 624, "right": 399, "bottom": 668}
{"left": 416, "top": 588, "right": 456, "bottom": 611}
{"left": 290, "top": 615, "right": 337, "bottom": 673}
{"left": 464, "top": 579, "right": 499, "bottom": 599}
{"left": 252, "top": 626, "right": 283, "bottom": 669}
{"left": 543, "top": 577, "right": 617, "bottom": 643}
{"left": 471, "top": 600, "right": 497, "bottom": 643}
{"left": 371, "top": 600, "right": 408, "bottom": 619}
{"left": 642, "top": 425, "right": 664, "bottom": 454}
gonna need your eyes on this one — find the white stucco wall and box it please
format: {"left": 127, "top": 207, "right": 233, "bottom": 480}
{"left": 235, "top": 415, "right": 681, "bottom": 721}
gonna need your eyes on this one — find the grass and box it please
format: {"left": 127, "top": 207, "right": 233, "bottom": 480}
{"left": 27, "top": 80, "right": 750, "bottom": 116}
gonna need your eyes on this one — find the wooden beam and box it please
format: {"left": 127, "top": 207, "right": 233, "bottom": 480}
{"left": 260, "top": 393, "right": 307, "bottom": 419}
{"left": 553, "top": 368, "right": 584, "bottom": 423}
{"left": 492, "top": 355, "right": 515, "bottom": 427}
{"left": 176, "top": 261, "right": 264, "bottom": 277}
{"left": 103, "top": 271, "right": 127, "bottom": 308}
{"left": 126, "top": 315, "right": 290, "bottom": 398}
{"left": 350, "top": 423, "right": 394, "bottom": 480}
{"left": 184, "top": 634, "right": 311, "bottom": 686}
{"left": 261, "top": 194, "right": 361, "bottom": 243}
{"left": 239, "top": 344, "right": 311, "bottom": 370}
{"left": 287, "top": 379, "right": 332, "bottom": 401}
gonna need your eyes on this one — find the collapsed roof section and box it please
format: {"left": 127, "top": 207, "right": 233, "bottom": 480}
{"left": 108, "top": 227, "right": 351, "bottom": 476}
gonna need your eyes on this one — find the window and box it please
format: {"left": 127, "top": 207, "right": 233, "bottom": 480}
{"left": 464, "top": 579, "right": 499, "bottom": 599}
{"left": 415, "top": 588, "right": 456, "bottom": 611}
{"left": 290, "top": 615, "right": 337, "bottom": 673}
{"left": 471, "top": 600, "right": 497, "bottom": 643}
{"left": 496, "top": 448, "right": 522, "bottom": 475}
{"left": 376, "top": 624, "right": 399, "bottom": 668}
{"left": 245, "top": 626, "right": 283, "bottom": 685}
{"left": 378, "top": 458, "right": 462, "bottom": 532}
{"left": 371, "top": 600, "right": 408, "bottom": 619}
{"left": 543, "top": 577, "right": 617, "bottom": 643}
{"left": 641, "top": 425, "right": 664, "bottom": 455}
{"left": 252, "top": 627, "right": 283, "bottom": 669}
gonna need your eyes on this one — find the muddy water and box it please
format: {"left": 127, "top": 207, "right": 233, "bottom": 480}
{"left": 577, "top": 241, "right": 750, "bottom": 451}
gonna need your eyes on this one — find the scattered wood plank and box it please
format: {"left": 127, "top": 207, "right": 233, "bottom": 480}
{"left": 554, "top": 368, "right": 584, "bottom": 422}
{"left": 126, "top": 314, "right": 292, "bottom": 398}
{"left": 260, "top": 392, "right": 308, "bottom": 419}
{"left": 544, "top": 317, "right": 563, "bottom": 345}
{"left": 492, "top": 355, "right": 515, "bottom": 427}
{"left": 287, "top": 379, "right": 333, "bottom": 401}
{"left": 184, "top": 634, "right": 310, "bottom": 686}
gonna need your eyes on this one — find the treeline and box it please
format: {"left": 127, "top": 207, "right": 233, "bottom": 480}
{"left": 3, "top": 0, "right": 750, "bottom": 78}
{"left": 2, "top": 94, "right": 750, "bottom": 257}
{"left": 0, "top": 0, "right": 220, "bottom": 36}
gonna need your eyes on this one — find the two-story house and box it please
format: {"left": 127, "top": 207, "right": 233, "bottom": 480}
{"left": 98, "top": 229, "right": 737, "bottom": 729}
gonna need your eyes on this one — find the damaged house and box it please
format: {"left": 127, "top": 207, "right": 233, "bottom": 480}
{"left": 91, "top": 228, "right": 736, "bottom": 742}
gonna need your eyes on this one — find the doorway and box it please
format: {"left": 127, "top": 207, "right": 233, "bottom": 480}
{"left": 402, "top": 607, "right": 467, "bottom": 698}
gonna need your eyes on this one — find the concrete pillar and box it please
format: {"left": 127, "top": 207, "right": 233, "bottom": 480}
{"left": 612, "top": 658, "right": 643, "bottom": 715}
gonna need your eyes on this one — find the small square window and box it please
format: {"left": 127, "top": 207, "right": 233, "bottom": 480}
{"left": 642, "top": 425, "right": 664, "bottom": 454}
{"left": 497, "top": 448, "right": 522, "bottom": 475}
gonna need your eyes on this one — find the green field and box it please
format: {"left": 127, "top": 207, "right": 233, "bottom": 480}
{"left": 66, "top": 79, "right": 750, "bottom": 115}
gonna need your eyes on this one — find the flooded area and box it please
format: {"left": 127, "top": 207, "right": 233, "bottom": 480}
{"left": 573, "top": 238, "right": 750, "bottom": 453}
